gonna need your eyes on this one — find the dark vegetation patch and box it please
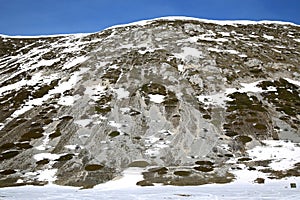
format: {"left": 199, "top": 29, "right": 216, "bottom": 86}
{"left": 108, "top": 131, "right": 120, "bottom": 138}
{"left": 84, "top": 164, "right": 104, "bottom": 171}
{"left": 55, "top": 154, "right": 74, "bottom": 162}
{"left": 203, "top": 114, "right": 212, "bottom": 120}
{"left": 128, "top": 160, "right": 149, "bottom": 168}
{"left": 224, "top": 91, "right": 276, "bottom": 149}
{"left": 195, "top": 160, "right": 214, "bottom": 166}
{"left": 258, "top": 78, "right": 300, "bottom": 128}
{"left": 254, "top": 178, "right": 265, "bottom": 184}
{"left": 225, "top": 131, "right": 239, "bottom": 137}
{"left": 0, "top": 150, "right": 19, "bottom": 161}
{"left": 136, "top": 180, "right": 154, "bottom": 186}
{"left": 148, "top": 167, "right": 168, "bottom": 175}
{"left": 56, "top": 116, "right": 73, "bottom": 130}
{"left": 94, "top": 94, "right": 112, "bottom": 115}
{"left": 236, "top": 135, "right": 252, "bottom": 144}
{"left": 0, "top": 143, "right": 15, "bottom": 151}
{"left": 141, "top": 83, "right": 167, "bottom": 96}
{"left": 102, "top": 68, "right": 121, "bottom": 84}
{"left": 36, "top": 159, "right": 50, "bottom": 165}
{"left": 141, "top": 166, "right": 235, "bottom": 186}
{"left": 193, "top": 166, "right": 214, "bottom": 172}
{"left": 174, "top": 171, "right": 191, "bottom": 177}
{"left": 0, "top": 169, "right": 16, "bottom": 175}
{"left": 238, "top": 157, "right": 252, "bottom": 162}
{"left": 15, "top": 142, "right": 32, "bottom": 149}
{"left": 49, "top": 129, "right": 62, "bottom": 139}
{"left": 20, "top": 128, "right": 44, "bottom": 141}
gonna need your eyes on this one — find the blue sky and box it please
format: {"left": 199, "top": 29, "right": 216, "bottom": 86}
{"left": 1, "top": 0, "right": 300, "bottom": 36}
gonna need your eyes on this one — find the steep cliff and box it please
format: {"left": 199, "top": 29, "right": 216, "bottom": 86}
{"left": 0, "top": 17, "right": 299, "bottom": 188}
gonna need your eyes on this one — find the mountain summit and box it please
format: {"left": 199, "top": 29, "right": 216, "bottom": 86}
{"left": 0, "top": 17, "right": 299, "bottom": 188}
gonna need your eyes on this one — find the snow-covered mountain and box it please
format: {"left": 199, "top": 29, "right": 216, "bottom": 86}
{"left": 0, "top": 17, "right": 299, "bottom": 188}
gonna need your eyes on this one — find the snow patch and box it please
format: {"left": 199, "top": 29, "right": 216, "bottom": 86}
{"left": 284, "top": 78, "right": 300, "bottom": 87}
{"left": 177, "top": 64, "right": 184, "bottom": 72}
{"left": 36, "top": 169, "right": 58, "bottom": 182}
{"left": 33, "top": 153, "right": 61, "bottom": 161}
{"left": 148, "top": 94, "right": 165, "bottom": 103}
{"left": 94, "top": 168, "right": 144, "bottom": 190}
{"left": 74, "top": 119, "right": 93, "bottom": 127}
{"left": 263, "top": 34, "right": 275, "bottom": 40}
{"left": 63, "top": 56, "right": 89, "bottom": 70}
{"left": 108, "top": 121, "right": 123, "bottom": 129}
{"left": 208, "top": 47, "right": 240, "bottom": 55}
{"left": 197, "top": 80, "right": 277, "bottom": 107}
{"left": 65, "top": 144, "right": 82, "bottom": 150}
{"left": 248, "top": 140, "right": 300, "bottom": 171}
{"left": 114, "top": 87, "right": 130, "bottom": 99}
{"left": 197, "top": 92, "right": 232, "bottom": 107}
{"left": 31, "top": 58, "right": 60, "bottom": 69}
{"left": 294, "top": 38, "right": 300, "bottom": 43}
{"left": 58, "top": 96, "right": 74, "bottom": 106}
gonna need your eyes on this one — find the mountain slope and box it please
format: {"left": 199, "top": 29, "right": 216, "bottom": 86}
{"left": 0, "top": 17, "right": 299, "bottom": 188}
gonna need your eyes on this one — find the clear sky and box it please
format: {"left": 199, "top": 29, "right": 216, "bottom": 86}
{"left": 1, "top": 0, "right": 300, "bottom": 36}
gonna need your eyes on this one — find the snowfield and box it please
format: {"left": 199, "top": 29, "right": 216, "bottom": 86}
{"left": 0, "top": 172, "right": 299, "bottom": 200}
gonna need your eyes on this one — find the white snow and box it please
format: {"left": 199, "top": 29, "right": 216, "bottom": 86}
{"left": 208, "top": 47, "right": 240, "bottom": 55}
{"left": 63, "top": 56, "right": 89, "bottom": 70}
{"left": 65, "top": 145, "right": 77, "bottom": 150}
{"left": 247, "top": 140, "right": 300, "bottom": 171}
{"left": 197, "top": 80, "right": 277, "bottom": 107}
{"left": 74, "top": 119, "right": 93, "bottom": 127}
{"left": 114, "top": 87, "right": 130, "bottom": 99}
{"left": 239, "top": 81, "right": 264, "bottom": 93}
{"left": 284, "top": 78, "right": 300, "bottom": 87}
{"left": 177, "top": 64, "right": 184, "bottom": 72}
{"left": 32, "top": 58, "right": 60, "bottom": 69}
{"left": 33, "top": 153, "right": 61, "bottom": 161}
{"left": 218, "top": 32, "right": 231, "bottom": 37}
{"left": 104, "top": 16, "right": 299, "bottom": 31}
{"left": 57, "top": 96, "right": 74, "bottom": 106}
{"left": 263, "top": 34, "right": 275, "bottom": 40}
{"left": 108, "top": 121, "right": 123, "bottom": 129}
{"left": 64, "top": 144, "right": 82, "bottom": 150}
{"left": 197, "top": 92, "right": 232, "bottom": 107}
{"left": 36, "top": 169, "right": 58, "bottom": 182}
{"left": 294, "top": 38, "right": 300, "bottom": 42}
{"left": 94, "top": 168, "right": 144, "bottom": 190}
{"left": 148, "top": 94, "right": 165, "bottom": 103}
{"left": 0, "top": 175, "right": 299, "bottom": 200}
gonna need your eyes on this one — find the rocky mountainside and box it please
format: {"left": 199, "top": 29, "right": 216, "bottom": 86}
{"left": 0, "top": 17, "right": 299, "bottom": 188}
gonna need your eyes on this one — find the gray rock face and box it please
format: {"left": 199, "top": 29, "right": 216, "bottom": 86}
{"left": 0, "top": 17, "right": 299, "bottom": 188}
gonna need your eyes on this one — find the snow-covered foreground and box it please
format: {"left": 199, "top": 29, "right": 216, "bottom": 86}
{"left": 0, "top": 168, "right": 299, "bottom": 200}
